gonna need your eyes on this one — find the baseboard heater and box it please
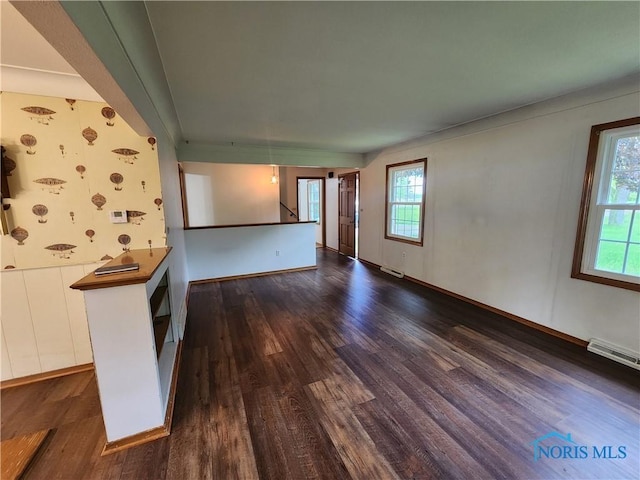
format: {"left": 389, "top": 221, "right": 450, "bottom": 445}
{"left": 380, "top": 266, "right": 404, "bottom": 279}
{"left": 587, "top": 339, "right": 640, "bottom": 370}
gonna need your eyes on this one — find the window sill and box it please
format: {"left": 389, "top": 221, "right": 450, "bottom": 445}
{"left": 384, "top": 234, "right": 424, "bottom": 247}
{"left": 571, "top": 270, "right": 640, "bottom": 292}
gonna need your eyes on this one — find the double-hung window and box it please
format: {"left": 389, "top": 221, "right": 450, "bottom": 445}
{"left": 307, "top": 180, "right": 320, "bottom": 223}
{"left": 385, "top": 159, "right": 427, "bottom": 245}
{"left": 572, "top": 117, "right": 640, "bottom": 291}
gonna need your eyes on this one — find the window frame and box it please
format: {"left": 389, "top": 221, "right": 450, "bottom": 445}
{"left": 384, "top": 158, "right": 427, "bottom": 246}
{"left": 572, "top": 117, "right": 640, "bottom": 292}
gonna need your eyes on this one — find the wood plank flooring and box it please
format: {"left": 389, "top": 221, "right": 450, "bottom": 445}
{"left": 0, "top": 429, "right": 52, "bottom": 479}
{"left": 2, "top": 250, "right": 639, "bottom": 479}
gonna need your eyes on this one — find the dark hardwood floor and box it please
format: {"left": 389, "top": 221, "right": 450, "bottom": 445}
{"left": 2, "top": 250, "right": 639, "bottom": 479}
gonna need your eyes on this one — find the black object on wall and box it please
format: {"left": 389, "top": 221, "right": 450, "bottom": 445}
{"left": 1, "top": 146, "right": 11, "bottom": 202}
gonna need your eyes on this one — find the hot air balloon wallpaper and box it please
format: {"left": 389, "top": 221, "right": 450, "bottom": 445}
{"left": 21, "top": 106, "right": 55, "bottom": 125}
{"left": 101, "top": 106, "right": 116, "bottom": 126}
{"left": 112, "top": 148, "right": 139, "bottom": 165}
{"left": 11, "top": 227, "right": 28, "bottom": 245}
{"left": 34, "top": 178, "right": 66, "bottom": 194}
{"left": 32, "top": 204, "right": 48, "bottom": 223}
{"left": 20, "top": 134, "right": 37, "bottom": 154}
{"left": 82, "top": 126, "right": 98, "bottom": 146}
{"left": 128, "top": 210, "right": 146, "bottom": 225}
{"left": 3, "top": 155, "right": 16, "bottom": 176}
{"left": 45, "top": 243, "right": 76, "bottom": 259}
{"left": 5, "top": 92, "right": 166, "bottom": 270}
{"left": 91, "top": 193, "right": 107, "bottom": 210}
{"left": 118, "top": 234, "right": 131, "bottom": 252}
{"left": 110, "top": 172, "right": 124, "bottom": 191}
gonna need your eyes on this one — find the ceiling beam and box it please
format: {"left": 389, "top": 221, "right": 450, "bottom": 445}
{"left": 59, "top": 1, "right": 181, "bottom": 145}
{"left": 178, "top": 142, "right": 365, "bottom": 168}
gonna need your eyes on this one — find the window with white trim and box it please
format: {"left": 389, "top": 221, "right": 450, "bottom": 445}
{"left": 385, "top": 159, "right": 426, "bottom": 245}
{"left": 573, "top": 117, "right": 640, "bottom": 291}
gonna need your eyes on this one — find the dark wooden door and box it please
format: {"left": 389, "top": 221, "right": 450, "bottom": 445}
{"left": 339, "top": 173, "right": 357, "bottom": 257}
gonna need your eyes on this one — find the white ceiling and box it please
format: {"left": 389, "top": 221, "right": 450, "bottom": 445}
{"left": 3, "top": 2, "right": 640, "bottom": 156}
{"left": 145, "top": 1, "right": 640, "bottom": 153}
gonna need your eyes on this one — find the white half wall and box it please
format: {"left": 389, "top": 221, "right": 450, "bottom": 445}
{"left": 185, "top": 223, "right": 317, "bottom": 281}
{"left": 360, "top": 81, "right": 640, "bottom": 354}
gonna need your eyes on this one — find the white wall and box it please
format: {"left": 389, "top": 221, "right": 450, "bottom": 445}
{"left": 156, "top": 140, "right": 189, "bottom": 341}
{"left": 359, "top": 81, "right": 640, "bottom": 353}
{"left": 185, "top": 223, "right": 317, "bottom": 281}
{"left": 182, "top": 162, "right": 280, "bottom": 226}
